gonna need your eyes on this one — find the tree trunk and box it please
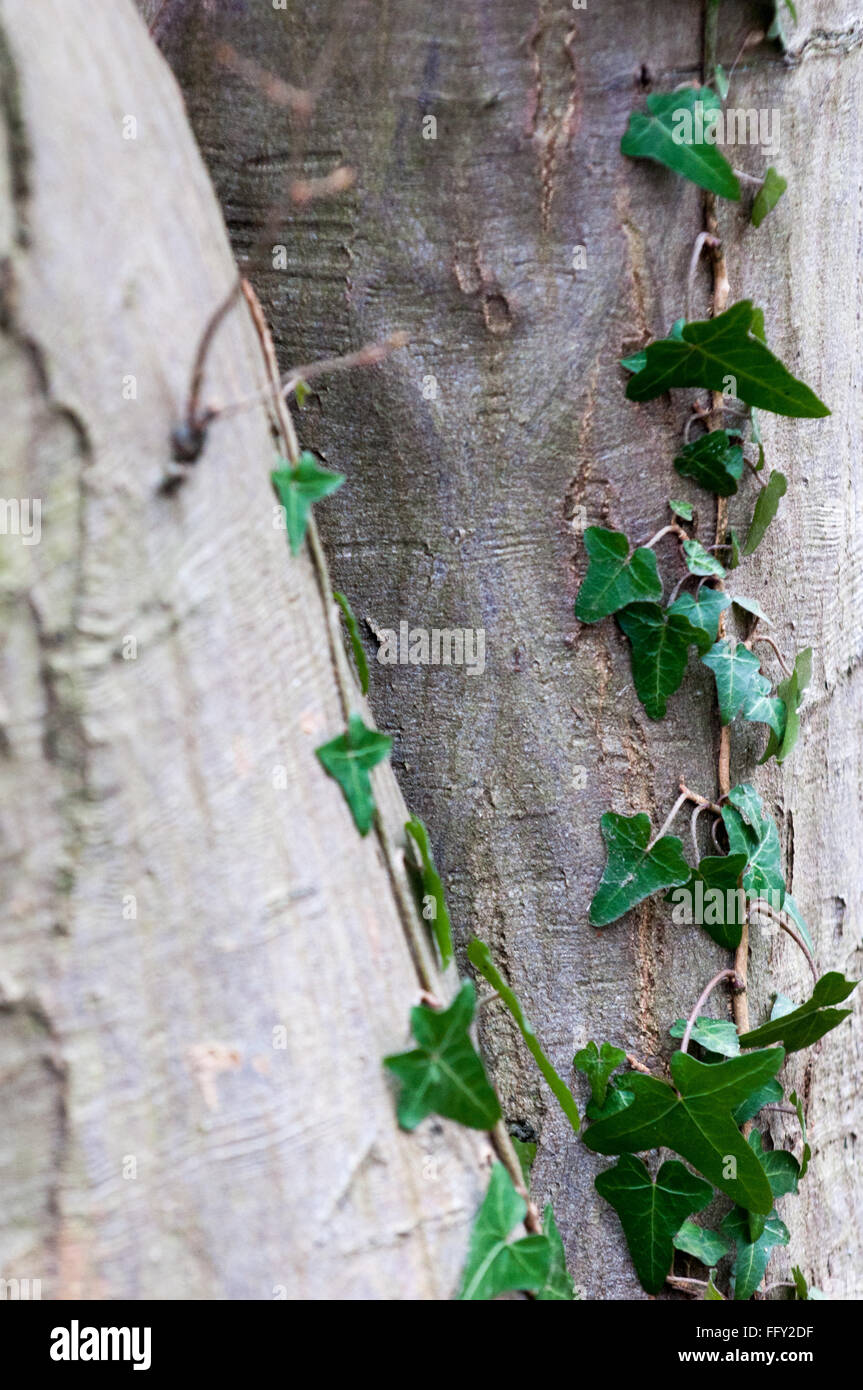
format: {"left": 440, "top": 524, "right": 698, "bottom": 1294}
{"left": 153, "top": 0, "right": 863, "bottom": 1298}
{"left": 0, "top": 0, "right": 494, "bottom": 1301}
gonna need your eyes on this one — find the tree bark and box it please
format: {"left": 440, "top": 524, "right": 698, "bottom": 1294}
{"left": 0, "top": 0, "right": 494, "bottom": 1300}
{"left": 153, "top": 0, "right": 863, "bottom": 1298}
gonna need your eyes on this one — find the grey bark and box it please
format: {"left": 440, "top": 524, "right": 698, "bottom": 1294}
{"left": 0, "top": 0, "right": 494, "bottom": 1300}
{"left": 152, "top": 0, "right": 863, "bottom": 1299}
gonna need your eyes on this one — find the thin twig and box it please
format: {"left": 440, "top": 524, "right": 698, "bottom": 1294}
{"left": 212, "top": 333, "right": 409, "bottom": 422}
{"left": 690, "top": 801, "right": 707, "bottom": 859}
{"left": 640, "top": 522, "right": 688, "bottom": 550}
{"left": 649, "top": 791, "right": 691, "bottom": 848}
{"left": 687, "top": 232, "right": 720, "bottom": 322}
{"left": 625, "top": 1052, "right": 653, "bottom": 1075}
{"left": 679, "top": 781, "right": 723, "bottom": 815}
{"left": 681, "top": 969, "right": 740, "bottom": 1054}
{"left": 750, "top": 634, "right": 793, "bottom": 679}
{"left": 749, "top": 901, "right": 818, "bottom": 982}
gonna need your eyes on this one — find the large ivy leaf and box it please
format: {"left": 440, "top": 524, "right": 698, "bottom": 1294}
{"left": 760, "top": 647, "right": 812, "bottom": 764}
{"left": 673, "top": 1218, "right": 732, "bottom": 1267}
{"left": 333, "top": 589, "right": 369, "bottom": 695}
{"left": 620, "top": 87, "right": 741, "bottom": 199}
{"left": 405, "top": 816, "right": 453, "bottom": 968}
{"left": 468, "top": 939, "right": 580, "bottom": 1132}
{"left": 617, "top": 602, "right": 704, "bottom": 719}
{"left": 595, "top": 1155, "right": 713, "bottom": 1295}
{"left": 384, "top": 980, "right": 501, "bottom": 1131}
{"left": 574, "top": 1040, "right": 627, "bottom": 1107}
{"left": 625, "top": 301, "right": 830, "bottom": 418}
{"left": 667, "top": 852, "right": 749, "bottom": 951}
{"left": 721, "top": 783, "right": 785, "bottom": 905}
{"left": 315, "top": 713, "right": 392, "bottom": 835}
{"left": 583, "top": 1048, "right": 785, "bottom": 1214}
{"left": 537, "top": 1205, "right": 577, "bottom": 1300}
{"left": 722, "top": 1206, "right": 789, "bottom": 1301}
{"left": 669, "top": 1015, "right": 741, "bottom": 1058}
{"left": 271, "top": 451, "right": 345, "bottom": 555}
{"left": 743, "top": 470, "right": 788, "bottom": 554}
{"left": 588, "top": 811, "right": 691, "bottom": 926}
{"left": 575, "top": 528, "right": 662, "bottom": 623}
{"left": 702, "top": 639, "right": 784, "bottom": 737}
{"left": 674, "top": 430, "right": 745, "bottom": 496}
{"left": 458, "top": 1163, "right": 551, "bottom": 1300}
{"left": 668, "top": 588, "right": 730, "bottom": 652}
{"left": 739, "top": 973, "right": 858, "bottom": 1054}
{"left": 752, "top": 167, "right": 787, "bottom": 228}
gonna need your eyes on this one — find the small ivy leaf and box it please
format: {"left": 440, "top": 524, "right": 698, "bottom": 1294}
{"left": 771, "top": 992, "right": 797, "bottom": 1020}
{"left": 315, "top": 713, "right": 392, "bottom": 835}
{"left": 294, "top": 378, "right": 310, "bottom": 409}
{"left": 271, "top": 452, "right": 345, "bottom": 556}
{"left": 673, "top": 1218, "right": 732, "bottom": 1266}
{"left": 714, "top": 63, "right": 730, "bottom": 101}
{"left": 728, "top": 528, "right": 742, "bottom": 568}
{"left": 583, "top": 1048, "right": 785, "bottom": 1214}
{"left": 730, "top": 594, "right": 772, "bottom": 626}
{"left": 789, "top": 1091, "right": 811, "bottom": 1177}
{"left": 511, "top": 1137, "right": 537, "bottom": 1188}
{"left": 588, "top": 811, "right": 691, "bottom": 927}
{"left": 749, "top": 1129, "right": 800, "bottom": 1200}
{"left": 620, "top": 87, "right": 741, "bottom": 200}
{"left": 721, "top": 783, "right": 786, "bottom": 905}
{"left": 625, "top": 301, "right": 830, "bottom": 418}
{"left": 667, "top": 852, "right": 749, "bottom": 950}
{"left": 333, "top": 589, "right": 370, "bottom": 695}
{"left": 791, "top": 1264, "right": 825, "bottom": 1300}
{"left": 669, "top": 498, "right": 694, "bottom": 521}
{"left": 458, "top": 1163, "right": 551, "bottom": 1300}
{"left": 684, "top": 538, "right": 726, "bottom": 578}
{"left": 743, "top": 470, "right": 788, "bottom": 554}
{"left": 739, "top": 672, "right": 786, "bottom": 740}
{"left": 674, "top": 430, "right": 744, "bottom": 496}
{"left": 739, "top": 973, "right": 858, "bottom": 1054}
{"left": 383, "top": 979, "right": 501, "bottom": 1132}
{"left": 722, "top": 1206, "right": 789, "bottom": 1301}
{"left": 595, "top": 1155, "right": 713, "bottom": 1295}
{"left": 405, "top": 816, "right": 453, "bottom": 968}
{"left": 733, "top": 1077, "right": 783, "bottom": 1127}
{"left": 575, "top": 528, "right": 662, "bottom": 623}
{"left": 759, "top": 646, "right": 812, "bottom": 764}
{"left": 705, "top": 1272, "right": 725, "bottom": 1299}
{"left": 537, "top": 1205, "right": 577, "bottom": 1300}
{"left": 617, "top": 602, "right": 705, "bottom": 719}
{"left": 622, "top": 319, "right": 685, "bottom": 374}
{"left": 669, "top": 1015, "right": 741, "bottom": 1058}
{"left": 586, "top": 1082, "right": 635, "bottom": 1121}
{"left": 468, "top": 939, "right": 580, "bottom": 1132}
{"left": 752, "top": 167, "right": 788, "bottom": 228}
{"left": 574, "top": 1040, "right": 627, "bottom": 1108}
{"left": 668, "top": 588, "right": 730, "bottom": 652}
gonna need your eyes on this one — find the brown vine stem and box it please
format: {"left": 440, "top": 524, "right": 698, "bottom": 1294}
{"left": 749, "top": 901, "right": 819, "bottom": 983}
{"left": 681, "top": 969, "right": 742, "bottom": 1054}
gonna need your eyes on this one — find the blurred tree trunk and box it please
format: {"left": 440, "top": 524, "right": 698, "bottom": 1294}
{"left": 0, "top": 0, "right": 492, "bottom": 1300}
{"left": 152, "top": 0, "right": 863, "bottom": 1298}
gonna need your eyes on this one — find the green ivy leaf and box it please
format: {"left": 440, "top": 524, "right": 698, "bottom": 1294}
{"left": 791, "top": 1265, "right": 825, "bottom": 1300}
{"left": 789, "top": 1090, "right": 812, "bottom": 1178}
{"left": 669, "top": 1015, "right": 741, "bottom": 1058}
{"left": 583, "top": 1048, "right": 785, "bottom": 1214}
{"left": 405, "top": 816, "right": 453, "bottom": 968}
{"left": 673, "top": 1218, "right": 732, "bottom": 1266}
{"left": 468, "top": 939, "right": 581, "bottom": 1132}
{"left": 684, "top": 538, "right": 726, "bottom": 578}
{"left": 574, "top": 1040, "right": 627, "bottom": 1107}
{"left": 705, "top": 1272, "right": 725, "bottom": 1299}
{"left": 293, "top": 378, "right": 310, "bottom": 409}
{"left": 315, "top": 713, "right": 392, "bottom": 835}
{"left": 625, "top": 301, "right": 829, "bottom": 418}
{"left": 722, "top": 1206, "right": 789, "bottom": 1301}
{"left": 759, "top": 647, "right": 811, "bottom": 764}
{"left": 333, "top": 590, "right": 369, "bottom": 695}
{"left": 458, "top": 1163, "right": 551, "bottom": 1300}
{"left": 721, "top": 783, "right": 785, "bottom": 905}
{"left": 703, "top": 639, "right": 783, "bottom": 737}
{"left": 575, "top": 528, "right": 662, "bottom": 623}
{"left": 588, "top": 811, "right": 691, "bottom": 926}
{"left": 733, "top": 1077, "right": 783, "bottom": 1127}
{"left": 743, "top": 470, "right": 788, "bottom": 554}
{"left": 728, "top": 528, "right": 742, "bottom": 568}
{"left": 752, "top": 167, "right": 788, "bottom": 228}
{"left": 511, "top": 1137, "right": 537, "bottom": 1187}
{"left": 714, "top": 63, "right": 730, "bottom": 101}
{"left": 537, "top": 1205, "right": 577, "bottom": 1300}
{"left": 749, "top": 1129, "right": 800, "bottom": 1199}
{"left": 595, "top": 1155, "right": 713, "bottom": 1295}
{"left": 622, "top": 319, "right": 685, "bottom": 374}
{"left": 739, "top": 973, "right": 858, "bottom": 1054}
{"left": 730, "top": 594, "right": 772, "bottom": 626}
{"left": 620, "top": 87, "right": 741, "bottom": 199}
{"left": 668, "top": 588, "right": 730, "bottom": 652}
{"left": 674, "top": 430, "right": 744, "bottom": 496}
{"left": 669, "top": 498, "right": 694, "bottom": 521}
{"left": 617, "top": 602, "right": 705, "bottom": 719}
{"left": 667, "top": 852, "right": 749, "bottom": 950}
{"left": 271, "top": 452, "right": 345, "bottom": 556}
{"left": 384, "top": 980, "right": 501, "bottom": 1131}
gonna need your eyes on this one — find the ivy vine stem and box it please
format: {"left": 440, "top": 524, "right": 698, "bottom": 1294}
{"left": 749, "top": 902, "right": 819, "bottom": 983}
{"left": 750, "top": 634, "right": 793, "bottom": 678}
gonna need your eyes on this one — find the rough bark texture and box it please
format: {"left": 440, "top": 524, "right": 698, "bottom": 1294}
{"left": 152, "top": 0, "right": 863, "bottom": 1299}
{"left": 0, "top": 0, "right": 495, "bottom": 1300}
